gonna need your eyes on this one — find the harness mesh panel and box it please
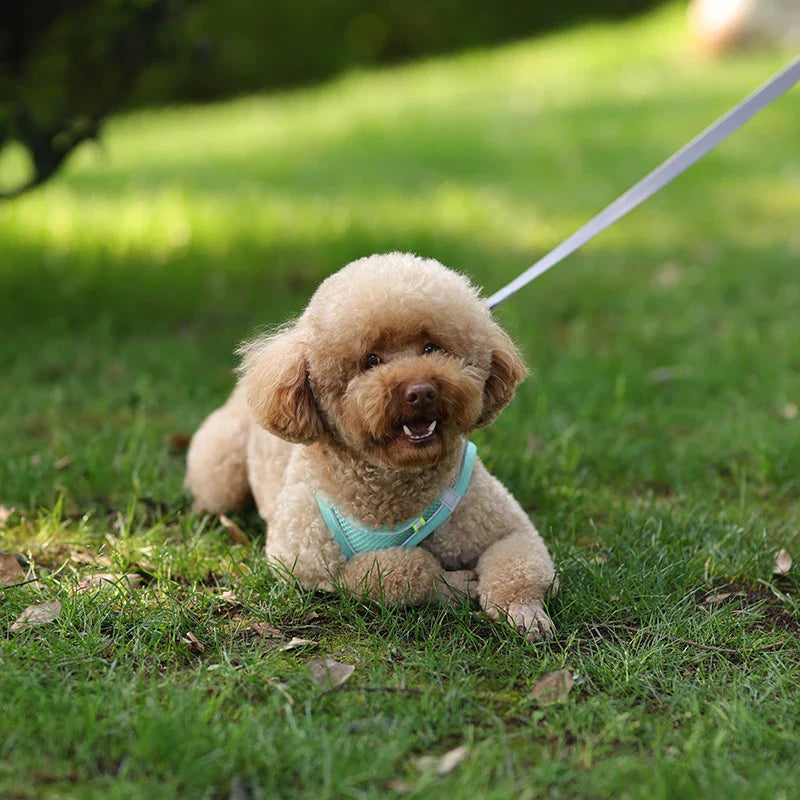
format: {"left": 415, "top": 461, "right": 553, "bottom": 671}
{"left": 330, "top": 497, "right": 444, "bottom": 553}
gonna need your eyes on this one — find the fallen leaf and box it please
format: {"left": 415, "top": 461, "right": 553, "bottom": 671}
{"left": 219, "top": 590, "right": 240, "bottom": 605}
{"left": 774, "top": 549, "right": 793, "bottom": 576}
{"left": 0, "top": 553, "right": 25, "bottom": 586}
{"left": 11, "top": 600, "right": 62, "bottom": 633}
{"left": 76, "top": 573, "right": 142, "bottom": 592}
{"left": 182, "top": 631, "right": 206, "bottom": 653}
{"left": 702, "top": 591, "right": 745, "bottom": 606}
{"left": 781, "top": 403, "right": 798, "bottom": 420}
{"left": 250, "top": 621, "right": 283, "bottom": 639}
{"left": 70, "top": 550, "right": 113, "bottom": 567}
{"left": 307, "top": 657, "right": 355, "bottom": 687}
{"left": 588, "top": 555, "right": 605, "bottom": 565}
{"left": 165, "top": 432, "right": 191, "bottom": 452}
{"left": 0, "top": 505, "right": 14, "bottom": 526}
{"left": 529, "top": 668, "right": 574, "bottom": 706}
{"left": 54, "top": 456, "right": 72, "bottom": 470}
{"left": 414, "top": 745, "right": 468, "bottom": 776}
{"left": 383, "top": 779, "right": 412, "bottom": 793}
{"left": 219, "top": 514, "right": 248, "bottom": 545}
{"left": 278, "top": 637, "right": 317, "bottom": 652}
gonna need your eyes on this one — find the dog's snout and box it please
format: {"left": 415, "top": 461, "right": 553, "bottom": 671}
{"left": 405, "top": 382, "right": 438, "bottom": 409}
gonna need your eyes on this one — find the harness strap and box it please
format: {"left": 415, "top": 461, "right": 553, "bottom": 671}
{"left": 317, "top": 440, "right": 477, "bottom": 559}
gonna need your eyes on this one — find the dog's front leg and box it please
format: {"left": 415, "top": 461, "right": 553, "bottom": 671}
{"left": 340, "top": 547, "right": 478, "bottom": 606}
{"left": 475, "top": 529, "right": 557, "bottom": 641}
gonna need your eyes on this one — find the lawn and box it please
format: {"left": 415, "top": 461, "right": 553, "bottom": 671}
{"left": 2, "top": 4, "right": 800, "bottom": 798}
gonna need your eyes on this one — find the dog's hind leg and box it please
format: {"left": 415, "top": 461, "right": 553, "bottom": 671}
{"left": 186, "top": 383, "right": 251, "bottom": 513}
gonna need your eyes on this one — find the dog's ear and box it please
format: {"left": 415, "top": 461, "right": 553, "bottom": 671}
{"left": 475, "top": 322, "right": 527, "bottom": 428}
{"left": 237, "top": 325, "right": 324, "bottom": 444}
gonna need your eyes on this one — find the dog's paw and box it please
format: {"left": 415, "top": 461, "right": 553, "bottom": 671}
{"left": 485, "top": 601, "right": 554, "bottom": 641}
{"left": 432, "top": 569, "right": 479, "bottom": 605}
{"left": 508, "top": 602, "right": 554, "bottom": 641}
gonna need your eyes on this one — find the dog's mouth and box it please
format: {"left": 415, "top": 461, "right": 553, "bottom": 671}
{"left": 397, "top": 418, "right": 439, "bottom": 446}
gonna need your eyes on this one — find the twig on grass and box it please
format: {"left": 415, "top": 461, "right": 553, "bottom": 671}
{"left": 1, "top": 576, "right": 48, "bottom": 590}
{"left": 585, "top": 622, "right": 786, "bottom": 655}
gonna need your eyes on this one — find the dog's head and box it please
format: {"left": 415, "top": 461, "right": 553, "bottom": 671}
{"left": 239, "top": 253, "right": 526, "bottom": 469}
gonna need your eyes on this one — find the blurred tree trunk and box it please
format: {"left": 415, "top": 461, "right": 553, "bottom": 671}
{"left": 0, "top": 0, "right": 193, "bottom": 200}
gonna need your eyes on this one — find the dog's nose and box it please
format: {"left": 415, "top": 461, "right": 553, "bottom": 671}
{"left": 405, "top": 382, "right": 438, "bottom": 409}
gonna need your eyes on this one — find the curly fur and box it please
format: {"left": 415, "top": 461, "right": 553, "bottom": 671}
{"left": 186, "top": 252, "right": 556, "bottom": 640}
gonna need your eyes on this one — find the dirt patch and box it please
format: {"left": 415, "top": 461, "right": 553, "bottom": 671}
{"left": 695, "top": 581, "right": 799, "bottom": 634}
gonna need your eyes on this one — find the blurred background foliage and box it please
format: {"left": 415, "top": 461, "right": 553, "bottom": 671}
{"left": 1, "top": 0, "right": 667, "bottom": 197}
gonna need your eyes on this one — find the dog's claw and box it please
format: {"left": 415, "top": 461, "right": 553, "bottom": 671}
{"left": 510, "top": 602, "right": 554, "bottom": 641}
{"left": 485, "top": 601, "right": 554, "bottom": 641}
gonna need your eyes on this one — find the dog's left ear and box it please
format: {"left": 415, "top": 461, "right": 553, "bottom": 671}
{"left": 475, "top": 322, "right": 528, "bottom": 428}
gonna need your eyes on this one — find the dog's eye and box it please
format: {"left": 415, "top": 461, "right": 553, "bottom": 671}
{"left": 364, "top": 353, "right": 381, "bottom": 369}
{"left": 423, "top": 342, "right": 441, "bottom": 355}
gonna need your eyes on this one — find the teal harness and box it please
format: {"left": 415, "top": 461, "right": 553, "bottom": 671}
{"left": 316, "top": 440, "right": 477, "bottom": 559}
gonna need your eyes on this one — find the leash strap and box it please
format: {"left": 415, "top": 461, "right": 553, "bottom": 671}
{"left": 486, "top": 57, "right": 800, "bottom": 310}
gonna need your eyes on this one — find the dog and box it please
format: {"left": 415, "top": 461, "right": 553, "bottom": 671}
{"left": 186, "top": 252, "right": 556, "bottom": 639}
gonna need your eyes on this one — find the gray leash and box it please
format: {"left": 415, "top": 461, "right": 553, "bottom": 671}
{"left": 486, "top": 56, "right": 800, "bottom": 310}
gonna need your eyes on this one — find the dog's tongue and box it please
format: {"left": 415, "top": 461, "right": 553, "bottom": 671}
{"left": 407, "top": 420, "right": 431, "bottom": 436}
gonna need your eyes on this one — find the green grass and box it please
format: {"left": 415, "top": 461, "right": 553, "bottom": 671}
{"left": 2, "top": 4, "right": 800, "bottom": 798}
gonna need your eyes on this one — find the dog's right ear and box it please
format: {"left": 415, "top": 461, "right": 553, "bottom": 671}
{"left": 237, "top": 325, "right": 324, "bottom": 444}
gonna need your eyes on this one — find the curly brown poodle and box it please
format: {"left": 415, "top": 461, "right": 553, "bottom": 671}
{"left": 186, "top": 252, "right": 556, "bottom": 639}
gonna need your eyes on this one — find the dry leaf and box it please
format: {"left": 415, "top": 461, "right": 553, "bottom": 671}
{"left": 0, "top": 505, "right": 14, "bottom": 527}
{"left": 165, "top": 432, "right": 191, "bottom": 452}
{"left": 414, "top": 745, "right": 468, "bottom": 776}
{"left": 219, "top": 514, "right": 248, "bottom": 545}
{"left": 218, "top": 590, "right": 239, "bottom": 605}
{"left": 307, "top": 657, "right": 355, "bottom": 687}
{"left": 70, "top": 549, "right": 113, "bottom": 567}
{"left": 774, "top": 549, "right": 792, "bottom": 576}
{"left": 76, "top": 573, "right": 142, "bottom": 592}
{"left": 11, "top": 600, "right": 62, "bottom": 633}
{"left": 383, "top": 779, "right": 412, "bottom": 793}
{"left": 702, "top": 591, "right": 745, "bottom": 606}
{"left": 0, "top": 553, "right": 25, "bottom": 586}
{"left": 278, "top": 637, "right": 317, "bottom": 652}
{"left": 182, "top": 631, "right": 206, "bottom": 653}
{"left": 250, "top": 621, "right": 283, "bottom": 639}
{"left": 588, "top": 555, "right": 605, "bottom": 565}
{"left": 530, "top": 668, "right": 574, "bottom": 706}
{"left": 54, "top": 456, "right": 72, "bottom": 470}
{"left": 781, "top": 403, "right": 798, "bottom": 420}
